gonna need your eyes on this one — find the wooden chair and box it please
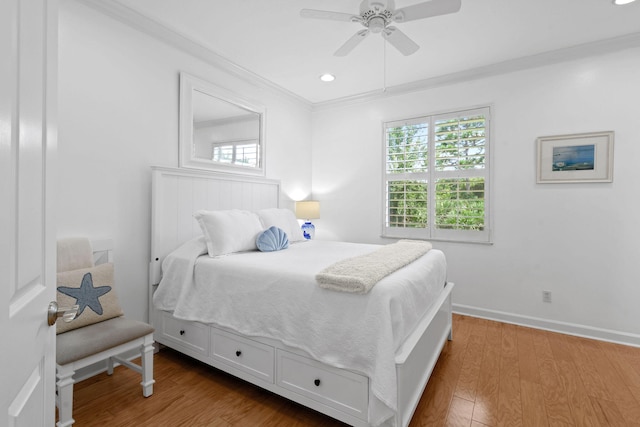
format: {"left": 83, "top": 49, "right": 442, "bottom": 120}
{"left": 55, "top": 238, "right": 155, "bottom": 427}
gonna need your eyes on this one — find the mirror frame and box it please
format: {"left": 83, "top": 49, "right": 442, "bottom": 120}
{"left": 179, "top": 72, "right": 266, "bottom": 175}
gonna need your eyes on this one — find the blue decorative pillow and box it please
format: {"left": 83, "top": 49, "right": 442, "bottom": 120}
{"left": 256, "top": 226, "right": 289, "bottom": 252}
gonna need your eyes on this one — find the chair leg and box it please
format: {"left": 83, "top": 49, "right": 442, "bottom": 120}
{"left": 140, "top": 334, "right": 155, "bottom": 397}
{"left": 107, "top": 356, "right": 115, "bottom": 375}
{"left": 56, "top": 364, "right": 76, "bottom": 427}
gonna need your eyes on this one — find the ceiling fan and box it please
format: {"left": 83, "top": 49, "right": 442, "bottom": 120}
{"left": 300, "top": 0, "right": 461, "bottom": 56}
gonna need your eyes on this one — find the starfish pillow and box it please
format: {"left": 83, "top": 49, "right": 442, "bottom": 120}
{"left": 56, "top": 263, "right": 124, "bottom": 334}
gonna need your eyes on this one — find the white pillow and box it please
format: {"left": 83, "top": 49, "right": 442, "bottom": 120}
{"left": 257, "top": 208, "right": 305, "bottom": 242}
{"left": 194, "top": 209, "right": 264, "bottom": 257}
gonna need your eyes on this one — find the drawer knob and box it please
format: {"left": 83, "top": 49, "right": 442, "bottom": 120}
{"left": 236, "top": 350, "right": 242, "bottom": 357}
{"left": 314, "top": 379, "right": 321, "bottom": 387}
{"left": 179, "top": 330, "right": 185, "bottom": 336}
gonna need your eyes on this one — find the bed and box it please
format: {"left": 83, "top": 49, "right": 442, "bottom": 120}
{"left": 148, "top": 166, "right": 453, "bottom": 427}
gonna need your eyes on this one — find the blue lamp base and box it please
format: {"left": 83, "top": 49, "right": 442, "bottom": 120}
{"left": 301, "top": 221, "right": 315, "bottom": 240}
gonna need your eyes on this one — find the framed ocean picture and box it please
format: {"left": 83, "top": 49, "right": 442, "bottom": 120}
{"left": 536, "top": 131, "right": 614, "bottom": 183}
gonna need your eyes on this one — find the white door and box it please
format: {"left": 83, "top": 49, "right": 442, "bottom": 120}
{"left": 1, "top": 0, "right": 58, "bottom": 425}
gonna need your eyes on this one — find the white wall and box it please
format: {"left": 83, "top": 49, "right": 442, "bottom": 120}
{"left": 311, "top": 49, "right": 640, "bottom": 344}
{"left": 57, "top": 1, "right": 312, "bottom": 322}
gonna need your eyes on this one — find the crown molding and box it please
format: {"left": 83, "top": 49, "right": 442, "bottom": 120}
{"left": 77, "top": 0, "right": 640, "bottom": 113}
{"left": 79, "top": 0, "right": 312, "bottom": 110}
{"left": 312, "top": 31, "right": 640, "bottom": 111}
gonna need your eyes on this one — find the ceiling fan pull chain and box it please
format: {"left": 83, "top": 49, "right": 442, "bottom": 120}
{"left": 383, "top": 37, "right": 387, "bottom": 92}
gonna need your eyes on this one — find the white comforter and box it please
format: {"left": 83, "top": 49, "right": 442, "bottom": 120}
{"left": 153, "top": 238, "right": 447, "bottom": 426}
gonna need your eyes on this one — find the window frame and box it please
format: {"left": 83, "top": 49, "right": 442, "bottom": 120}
{"left": 211, "top": 138, "right": 259, "bottom": 167}
{"left": 381, "top": 106, "right": 492, "bottom": 244}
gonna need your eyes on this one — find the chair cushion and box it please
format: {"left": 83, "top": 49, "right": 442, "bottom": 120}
{"left": 56, "top": 263, "right": 123, "bottom": 334}
{"left": 56, "top": 317, "right": 154, "bottom": 365}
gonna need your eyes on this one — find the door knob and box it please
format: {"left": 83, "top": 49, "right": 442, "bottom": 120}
{"left": 47, "top": 301, "right": 79, "bottom": 326}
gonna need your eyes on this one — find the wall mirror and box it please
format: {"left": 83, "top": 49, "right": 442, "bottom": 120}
{"left": 179, "top": 72, "right": 266, "bottom": 175}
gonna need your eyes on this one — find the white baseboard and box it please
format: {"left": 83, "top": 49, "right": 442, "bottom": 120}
{"left": 453, "top": 303, "right": 640, "bottom": 348}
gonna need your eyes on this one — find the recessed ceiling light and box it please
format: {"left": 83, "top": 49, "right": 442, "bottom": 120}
{"left": 319, "top": 73, "right": 335, "bottom": 82}
{"left": 613, "top": 0, "right": 636, "bottom": 5}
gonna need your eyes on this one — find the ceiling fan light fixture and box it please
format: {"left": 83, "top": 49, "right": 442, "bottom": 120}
{"left": 613, "top": 0, "right": 637, "bottom": 4}
{"left": 368, "top": 16, "right": 386, "bottom": 33}
{"left": 319, "top": 73, "right": 336, "bottom": 82}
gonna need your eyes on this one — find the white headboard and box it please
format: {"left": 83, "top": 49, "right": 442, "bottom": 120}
{"left": 149, "top": 166, "right": 280, "bottom": 285}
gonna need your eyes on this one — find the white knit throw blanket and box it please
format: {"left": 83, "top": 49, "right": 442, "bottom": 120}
{"left": 316, "top": 239, "right": 432, "bottom": 294}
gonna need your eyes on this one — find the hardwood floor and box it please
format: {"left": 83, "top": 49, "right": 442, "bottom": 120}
{"left": 64, "top": 314, "right": 640, "bottom": 426}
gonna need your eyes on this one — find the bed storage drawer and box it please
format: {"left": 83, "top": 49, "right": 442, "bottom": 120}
{"left": 160, "top": 313, "right": 209, "bottom": 356}
{"left": 276, "top": 350, "right": 368, "bottom": 420}
{"left": 212, "top": 329, "right": 274, "bottom": 383}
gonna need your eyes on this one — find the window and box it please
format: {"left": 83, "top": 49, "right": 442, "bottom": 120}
{"left": 383, "top": 107, "right": 491, "bottom": 243}
{"left": 212, "top": 139, "right": 259, "bottom": 167}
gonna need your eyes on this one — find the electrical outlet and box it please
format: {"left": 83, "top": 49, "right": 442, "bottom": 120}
{"left": 542, "top": 291, "right": 552, "bottom": 303}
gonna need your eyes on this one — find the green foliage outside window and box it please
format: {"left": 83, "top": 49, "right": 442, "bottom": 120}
{"left": 386, "top": 124, "right": 428, "bottom": 173}
{"left": 435, "top": 117, "right": 486, "bottom": 171}
{"left": 387, "top": 180, "right": 428, "bottom": 228}
{"left": 435, "top": 178, "right": 485, "bottom": 230}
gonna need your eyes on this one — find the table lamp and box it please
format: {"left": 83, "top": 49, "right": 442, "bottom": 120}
{"left": 295, "top": 201, "right": 320, "bottom": 240}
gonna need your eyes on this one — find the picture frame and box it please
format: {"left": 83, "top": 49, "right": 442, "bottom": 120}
{"left": 536, "top": 131, "right": 614, "bottom": 183}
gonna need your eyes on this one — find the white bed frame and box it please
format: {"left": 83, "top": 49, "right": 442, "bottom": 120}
{"left": 148, "top": 166, "right": 453, "bottom": 427}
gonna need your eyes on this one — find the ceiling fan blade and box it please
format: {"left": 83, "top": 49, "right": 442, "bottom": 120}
{"left": 392, "top": 0, "right": 461, "bottom": 23}
{"left": 300, "top": 9, "right": 361, "bottom": 22}
{"left": 334, "top": 29, "right": 370, "bottom": 56}
{"left": 382, "top": 26, "right": 419, "bottom": 56}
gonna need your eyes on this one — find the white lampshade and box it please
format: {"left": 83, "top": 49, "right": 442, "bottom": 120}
{"left": 295, "top": 201, "right": 320, "bottom": 220}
